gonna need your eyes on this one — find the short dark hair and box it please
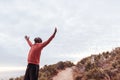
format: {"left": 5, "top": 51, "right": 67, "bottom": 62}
{"left": 34, "top": 37, "right": 42, "bottom": 43}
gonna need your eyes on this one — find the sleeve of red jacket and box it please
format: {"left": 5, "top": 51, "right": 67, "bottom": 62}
{"left": 42, "top": 32, "right": 56, "bottom": 47}
{"left": 26, "top": 39, "right": 33, "bottom": 47}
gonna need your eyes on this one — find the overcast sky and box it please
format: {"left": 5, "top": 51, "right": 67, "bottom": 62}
{"left": 0, "top": 0, "right": 120, "bottom": 69}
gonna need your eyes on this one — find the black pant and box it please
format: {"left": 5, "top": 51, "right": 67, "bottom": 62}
{"left": 24, "top": 63, "right": 39, "bottom": 80}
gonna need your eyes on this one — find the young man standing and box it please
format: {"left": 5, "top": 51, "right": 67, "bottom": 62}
{"left": 24, "top": 27, "right": 57, "bottom": 80}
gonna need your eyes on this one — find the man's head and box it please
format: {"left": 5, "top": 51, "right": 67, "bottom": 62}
{"left": 34, "top": 37, "right": 42, "bottom": 43}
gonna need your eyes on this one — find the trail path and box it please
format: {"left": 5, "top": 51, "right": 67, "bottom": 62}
{"left": 53, "top": 68, "right": 73, "bottom": 80}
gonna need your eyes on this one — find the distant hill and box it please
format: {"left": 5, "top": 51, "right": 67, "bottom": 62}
{"left": 9, "top": 47, "right": 120, "bottom": 80}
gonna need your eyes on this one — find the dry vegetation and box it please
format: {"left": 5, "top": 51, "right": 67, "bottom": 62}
{"left": 9, "top": 47, "right": 120, "bottom": 80}
{"left": 73, "top": 47, "right": 120, "bottom": 80}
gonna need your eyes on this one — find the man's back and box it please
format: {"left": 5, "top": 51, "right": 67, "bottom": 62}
{"left": 28, "top": 43, "right": 43, "bottom": 65}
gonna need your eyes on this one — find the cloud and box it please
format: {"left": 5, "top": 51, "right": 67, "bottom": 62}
{"left": 0, "top": 0, "right": 120, "bottom": 69}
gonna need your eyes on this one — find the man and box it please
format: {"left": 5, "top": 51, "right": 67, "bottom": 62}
{"left": 24, "top": 27, "right": 57, "bottom": 80}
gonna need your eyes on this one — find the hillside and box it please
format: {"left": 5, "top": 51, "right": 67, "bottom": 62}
{"left": 9, "top": 47, "right": 120, "bottom": 80}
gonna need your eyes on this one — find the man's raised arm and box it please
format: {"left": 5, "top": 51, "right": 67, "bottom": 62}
{"left": 42, "top": 27, "right": 57, "bottom": 47}
{"left": 25, "top": 35, "right": 33, "bottom": 47}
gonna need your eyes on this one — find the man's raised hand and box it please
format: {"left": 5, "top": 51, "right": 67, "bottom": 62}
{"left": 54, "top": 27, "right": 57, "bottom": 34}
{"left": 25, "top": 35, "right": 29, "bottom": 40}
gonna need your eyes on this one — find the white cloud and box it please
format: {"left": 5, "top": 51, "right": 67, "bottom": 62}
{"left": 0, "top": 0, "right": 120, "bottom": 70}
